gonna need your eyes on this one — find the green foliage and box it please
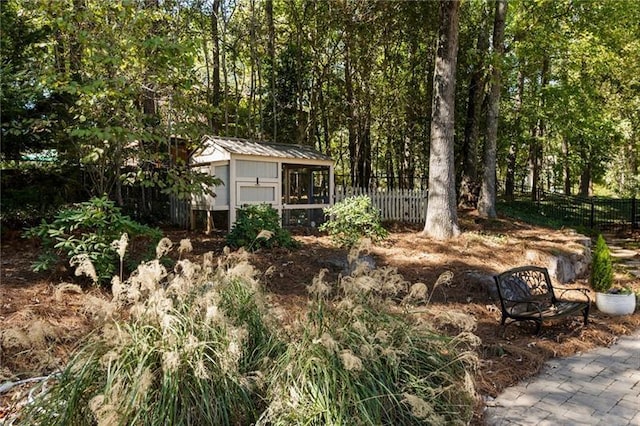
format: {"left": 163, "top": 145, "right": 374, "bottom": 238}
{"left": 226, "top": 204, "right": 298, "bottom": 251}
{"left": 319, "top": 195, "right": 388, "bottom": 248}
{"left": 0, "top": 164, "right": 84, "bottom": 229}
{"left": 24, "top": 196, "right": 161, "bottom": 284}
{"left": 4, "top": 0, "right": 640, "bottom": 210}
{"left": 120, "top": 165, "right": 222, "bottom": 202}
{"left": 591, "top": 234, "right": 614, "bottom": 293}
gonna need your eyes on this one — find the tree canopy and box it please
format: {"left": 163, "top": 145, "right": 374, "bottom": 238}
{"left": 2, "top": 0, "right": 638, "bottom": 219}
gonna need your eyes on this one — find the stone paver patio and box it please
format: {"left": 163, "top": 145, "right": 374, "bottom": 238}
{"left": 485, "top": 331, "right": 640, "bottom": 425}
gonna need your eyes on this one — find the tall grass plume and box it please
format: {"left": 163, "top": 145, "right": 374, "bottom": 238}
{"left": 22, "top": 237, "right": 478, "bottom": 426}
{"left": 22, "top": 238, "right": 282, "bottom": 426}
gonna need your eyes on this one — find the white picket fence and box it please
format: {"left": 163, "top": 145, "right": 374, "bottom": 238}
{"left": 335, "top": 187, "right": 428, "bottom": 223}
{"left": 172, "top": 187, "right": 429, "bottom": 228}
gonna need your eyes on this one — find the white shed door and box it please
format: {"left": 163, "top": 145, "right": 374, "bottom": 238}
{"left": 237, "top": 183, "right": 277, "bottom": 204}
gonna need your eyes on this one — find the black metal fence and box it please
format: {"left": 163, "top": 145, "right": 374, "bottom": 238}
{"left": 535, "top": 191, "right": 638, "bottom": 230}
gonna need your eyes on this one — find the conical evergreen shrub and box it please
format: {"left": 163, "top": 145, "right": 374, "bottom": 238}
{"left": 591, "top": 234, "right": 613, "bottom": 293}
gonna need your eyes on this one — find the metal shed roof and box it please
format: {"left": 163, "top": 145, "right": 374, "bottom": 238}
{"left": 200, "top": 135, "right": 333, "bottom": 162}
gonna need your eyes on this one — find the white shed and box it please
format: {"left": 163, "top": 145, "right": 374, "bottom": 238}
{"left": 189, "top": 135, "right": 334, "bottom": 231}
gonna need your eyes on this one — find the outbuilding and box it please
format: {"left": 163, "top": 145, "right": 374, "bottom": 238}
{"left": 188, "top": 135, "right": 334, "bottom": 231}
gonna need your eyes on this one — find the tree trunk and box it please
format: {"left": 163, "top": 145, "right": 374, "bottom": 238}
{"left": 562, "top": 137, "right": 572, "bottom": 195}
{"left": 402, "top": 134, "right": 415, "bottom": 190}
{"left": 142, "top": 0, "right": 159, "bottom": 121}
{"left": 211, "top": 0, "right": 221, "bottom": 131}
{"left": 319, "top": 88, "right": 331, "bottom": 155}
{"left": 345, "top": 35, "right": 359, "bottom": 187}
{"left": 505, "top": 68, "right": 524, "bottom": 201}
{"left": 478, "top": 0, "right": 507, "bottom": 218}
{"left": 423, "top": 0, "right": 461, "bottom": 240}
{"left": 528, "top": 124, "right": 540, "bottom": 200}
{"left": 579, "top": 162, "right": 591, "bottom": 197}
{"left": 69, "top": 0, "right": 85, "bottom": 82}
{"left": 529, "top": 58, "right": 549, "bottom": 201}
{"left": 266, "top": 0, "right": 276, "bottom": 141}
{"left": 359, "top": 109, "right": 372, "bottom": 187}
{"left": 459, "top": 12, "right": 489, "bottom": 207}
{"left": 385, "top": 141, "right": 395, "bottom": 189}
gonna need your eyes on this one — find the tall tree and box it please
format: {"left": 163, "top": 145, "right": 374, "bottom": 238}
{"left": 504, "top": 68, "right": 525, "bottom": 200}
{"left": 210, "top": 0, "right": 221, "bottom": 131}
{"left": 478, "top": 0, "right": 507, "bottom": 218}
{"left": 459, "top": 2, "right": 489, "bottom": 207}
{"left": 423, "top": 0, "right": 461, "bottom": 240}
{"left": 265, "top": 0, "right": 276, "bottom": 140}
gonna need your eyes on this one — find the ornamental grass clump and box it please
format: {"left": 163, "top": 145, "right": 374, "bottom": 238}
{"left": 22, "top": 240, "right": 478, "bottom": 425}
{"left": 22, "top": 241, "right": 282, "bottom": 426}
{"left": 258, "top": 250, "right": 478, "bottom": 425}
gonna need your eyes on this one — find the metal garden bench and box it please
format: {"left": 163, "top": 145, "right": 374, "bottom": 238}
{"left": 494, "top": 266, "right": 591, "bottom": 334}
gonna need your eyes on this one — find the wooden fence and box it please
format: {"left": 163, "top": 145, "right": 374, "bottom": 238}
{"left": 170, "top": 197, "right": 190, "bottom": 228}
{"left": 170, "top": 187, "right": 428, "bottom": 228}
{"left": 335, "top": 187, "right": 428, "bottom": 224}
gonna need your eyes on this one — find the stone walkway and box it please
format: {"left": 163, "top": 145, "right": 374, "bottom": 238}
{"left": 608, "top": 238, "right": 640, "bottom": 279}
{"left": 484, "top": 331, "right": 640, "bottom": 425}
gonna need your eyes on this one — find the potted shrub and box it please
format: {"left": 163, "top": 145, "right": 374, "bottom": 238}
{"left": 591, "top": 235, "right": 635, "bottom": 315}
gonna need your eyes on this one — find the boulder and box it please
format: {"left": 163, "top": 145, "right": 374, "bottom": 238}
{"left": 466, "top": 271, "right": 499, "bottom": 300}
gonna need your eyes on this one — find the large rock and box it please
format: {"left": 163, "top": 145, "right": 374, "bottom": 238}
{"left": 319, "top": 254, "right": 376, "bottom": 275}
{"left": 466, "top": 271, "right": 499, "bottom": 300}
{"left": 547, "top": 249, "right": 591, "bottom": 283}
{"left": 526, "top": 242, "right": 591, "bottom": 283}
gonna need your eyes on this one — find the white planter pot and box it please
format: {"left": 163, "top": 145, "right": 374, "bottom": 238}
{"left": 595, "top": 292, "right": 636, "bottom": 315}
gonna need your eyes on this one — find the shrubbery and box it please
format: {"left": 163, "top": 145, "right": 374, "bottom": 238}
{"left": 226, "top": 204, "right": 298, "bottom": 251}
{"left": 319, "top": 195, "right": 388, "bottom": 247}
{"left": 22, "top": 241, "right": 478, "bottom": 426}
{"left": 591, "top": 234, "right": 613, "bottom": 293}
{"left": 24, "top": 196, "right": 161, "bottom": 285}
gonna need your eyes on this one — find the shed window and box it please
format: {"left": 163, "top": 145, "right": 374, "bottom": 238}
{"left": 283, "top": 164, "right": 330, "bottom": 205}
{"left": 236, "top": 160, "right": 278, "bottom": 178}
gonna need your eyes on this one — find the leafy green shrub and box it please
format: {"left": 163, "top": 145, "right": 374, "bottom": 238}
{"left": 23, "top": 196, "right": 161, "bottom": 284}
{"left": 22, "top": 246, "right": 282, "bottom": 426}
{"left": 319, "top": 195, "right": 388, "bottom": 247}
{"left": 591, "top": 234, "right": 613, "bottom": 292}
{"left": 226, "top": 204, "right": 298, "bottom": 251}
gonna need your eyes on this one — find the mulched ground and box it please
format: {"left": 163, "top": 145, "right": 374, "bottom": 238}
{"left": 2, "top": 212, "right": 639, "bottom": 424}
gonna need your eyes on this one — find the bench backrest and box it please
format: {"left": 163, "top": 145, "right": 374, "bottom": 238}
{"left": 494, "top": 266, "right": 555, "bottom": 309}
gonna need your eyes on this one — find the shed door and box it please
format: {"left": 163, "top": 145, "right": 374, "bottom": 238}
{"left": 236, "top": 182, "right": 278, "bottom": 205}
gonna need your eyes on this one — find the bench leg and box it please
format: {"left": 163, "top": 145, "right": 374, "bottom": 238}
{"left": 533, "top": 319, "right": 542, "bottom": 335}
{"left": 498, "top": 316, "right": 508, "bottom": 337}
{"left": 583, "top": 305, "right": 590, "bottom": 326}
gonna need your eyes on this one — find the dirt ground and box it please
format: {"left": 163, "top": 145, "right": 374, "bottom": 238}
{"left": 2, "top": 211, "right": 639, "bottom": 424}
